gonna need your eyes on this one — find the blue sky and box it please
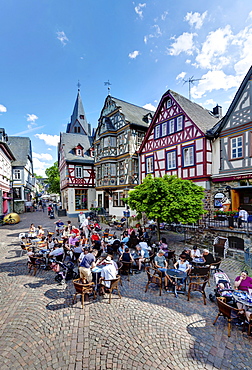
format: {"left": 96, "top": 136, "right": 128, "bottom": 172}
{"left": 0, "top": 0, "right": 252, "bottom": 176}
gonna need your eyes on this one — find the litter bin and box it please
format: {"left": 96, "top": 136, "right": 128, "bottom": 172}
{"left": 57, "top": 209, "right": 67, "bottom": 217}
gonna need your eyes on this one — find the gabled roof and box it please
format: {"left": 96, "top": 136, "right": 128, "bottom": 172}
{"left": 60, "top": 133, "right": 94, "bottom": 164}
{"left": 207, "top": 65, "right": 252, "bottom": 138}
{"left": 66, "top": 90, "right": 91, "bottom": 136}
{"left": 109, "top": 97, "right": 154, "bottom": 127}
{"left": 8, "top": 136, "right": 32, "bottom": 167}
{"left": 169, "top": 90, "right": 219, "bottom": 133}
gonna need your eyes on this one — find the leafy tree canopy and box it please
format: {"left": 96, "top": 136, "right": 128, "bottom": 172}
{"left": 33, "top": 173, "right": 43, "bottom": 179}
{"left": 124, "top": 175, "right": 206, "bottom": 225}
{"left": 45, "top": 162, "right": 60, "bottom": 194}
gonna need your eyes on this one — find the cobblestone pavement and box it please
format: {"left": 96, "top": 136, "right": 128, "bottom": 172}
{"left": 0, "top": 211, "right": 251, "bottom": 370}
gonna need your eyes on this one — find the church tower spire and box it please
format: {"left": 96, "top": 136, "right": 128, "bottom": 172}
{"left": 66, "top": 86, "right": 91, "bottom": 136}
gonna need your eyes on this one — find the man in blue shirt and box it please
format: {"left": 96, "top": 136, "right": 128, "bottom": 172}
{"left": 79, "top": 249, "right": 97, "bottom": 283}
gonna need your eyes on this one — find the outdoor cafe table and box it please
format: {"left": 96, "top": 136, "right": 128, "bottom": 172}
{"left": 92, "top": 265, "right": 105, "bottom": 291}
{"left": 166, "top": 269, "right": 187, "bottom": 297}
{"left": 232, "top": 290, "right": 252, "bottom": 308}
{"left": 191, "top": 257, "right": 205, "bottom": 266}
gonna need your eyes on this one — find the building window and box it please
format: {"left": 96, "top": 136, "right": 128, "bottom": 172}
{"left": 166, "top": 99, "right": 172, "bottom": 108}
{"left": 162, "top": 122, "right": 167, "bottom": 137}
{"left": 113, "top": 192, "right": 118, "bottom": 207}
{"left": 154, "top": 125, "right": 160, "bottom": 139}
{"left": 80, "top": 115, "right": 84, "bottom": 119}
{"left": 177, "top": 115, "right": 183, "bottom": 131}
{"left": 65, "top": 167, "right": 69, "bottom": 178}
{"left": 183, "top": 146, "right": 194, "bottom": 167}
{"left": 111, "top": 163, "right": 116, "bottom": 176}
{"left": 169, "top": 119, "right": 175, "bottom": 134}
{"left": 75, "top": 166, "right": 82, "bottom": 178}
{"left": 75, "top": 189, "right": 87, "bottom": 210}
{"left": 110, "top": 137, "right": 116, "bottom": 147}
{"left": 119, "top": 192, "right": 125, "bottom": 206}
{"left": 13, "top": 169, "right": 21, "bottom": 180}
{"left": 76, "top": 148, "right": 82, "bottom": 156}
{"left": 13, "top": 187, "right": 22, "bottom": 199}
{"left": 98, "top": 194, "right": 102, "bottom": 207}
{"left": 119, "top": 162, "right": 124, "bottom": 176}
{"left": 146, "top": 156, "right": 154, "bottom": 173}
{"left": 104, "top": 137, "right": 109, "bottom": 147}
{"left": 166, "top": 150, "right": 177, "bottom": 170}
{"left": 231, "top": 136, "right": 243, "bottom": 159}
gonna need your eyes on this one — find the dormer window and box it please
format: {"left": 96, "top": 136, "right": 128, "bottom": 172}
{"left": 76, "top": 148, "right": 82, "bottom": 156}
{"left": 166, "top": 99, "right": 172, "bottom": 109}
{"left": 80, "top": 115, "right": 84, "bottom": 119}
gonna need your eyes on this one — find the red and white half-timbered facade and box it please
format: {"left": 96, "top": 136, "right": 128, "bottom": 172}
{"left": 58, "top": 90, "right": 95, "bottom": 216}
{"left": 139, "top": 90, "right": 219, "bottom": 198}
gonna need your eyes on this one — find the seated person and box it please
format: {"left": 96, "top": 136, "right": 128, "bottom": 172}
{"left": 99, "top": 256, "right": 117, "bottom": 295}
{"left": 37, "top": 225, "right": 45, "bottom": 238}
{"left": 132, "top": 245, "right": 145, "bottom": 272}
{"left": 120, "top": 216, "right": 127, "bottom": 227}
{"left": 154, "top": 250, "right": 171, "bottom": 290}
{"left": 174, "top": 254, "right": 191, "bottom": 288}
{"left": 49, "top": 244, "right": 64, "bottom": 261}
{"left": 54, "top": 219, "right": 64, "bottom": 236}
{"left": 69, "top": 233, "right": 79, "bottom": 248}
{"left": 28, "top": 223, "right": 37, "bottom": 238}
{"left": 120, "top": 247, "right": 134, "bottom": 263}
{"left": 190, "top": 245, "right": 201, "bottom": 259}
{"left": 79, "top": 248, "right": 98, "bottom": 283}
{"left": 182, "top": 248, "right": 192, "bottom": 262}
{"left": 159, "top": 237, "right": 169, "bottom": 256}
{"left": 71, "top": 225, "right": 80, "bottom": 236}
{"left": 111, "top": 215, "right": 119, "bottom": 225}
{"left": 234, "top": 270, "right": 252, "bottom": 291}
{"left": 72, "top": 241, "right": 83, "bottom": 262}
{"left": 94, "top": 222, "right": 102, "bottom": 232}
{"left": 118, "top": 242, "right": 126, "bottom": 256}
{"left": 202, "top": 249, "right": 215, "bottom": 266}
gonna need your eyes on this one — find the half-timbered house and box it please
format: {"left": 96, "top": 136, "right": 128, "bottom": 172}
{"left": 208, "top": 66, "right": 252, "bottom": 213}
{"left": 139, "top": 90, "right": 219, "bottom": 209}
{"left": 58, "top": 90, "right": 95, "bottom": 216}
{"left": 93, "top": 95, "right": 153, "bottom": 217}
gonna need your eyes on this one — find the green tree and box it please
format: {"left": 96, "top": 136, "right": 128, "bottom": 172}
{"left": 45, "top": 162, "right": 60, "bottom": 194}
{"left": 124, "top": 175, "right": 206, "bottom": 239}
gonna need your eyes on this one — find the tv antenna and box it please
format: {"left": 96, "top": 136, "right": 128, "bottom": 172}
{"left": 183, "top": 76, "right": 205, "bottom": 101}
{"left": 104, "top": 80, "right": 112, "bottom": 95}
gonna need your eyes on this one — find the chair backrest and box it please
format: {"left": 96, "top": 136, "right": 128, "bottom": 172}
{"left": 167, "top": 251, "right": 175, "bottom": 259}
{"left": 109, "top": 276, "right": 121, "bottom": 290}
{"left": 120, "top": 261, "right": 132, "bottom": 273}
{"left": 145, "top": 266, "right": 162, "bottom": 284}
{"left": 216, "top": 297, "right": 232, "bottom": 318}
{"left": 73, "top": 279, "right": 94, "bottom": 293}
{"left": 189, "top": 266, "right": 210, "bottom": 279}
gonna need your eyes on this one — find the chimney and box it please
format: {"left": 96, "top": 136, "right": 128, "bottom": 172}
{"left": 212, "top": 105, "right": 222, "bottom": 118}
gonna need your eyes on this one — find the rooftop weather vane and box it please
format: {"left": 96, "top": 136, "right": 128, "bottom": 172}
{"left": 104, "top": 80, "right": 112, "bottom": 95}
{"left": 183, "top": 76, "right": 205, "bottom": 101}
{"left": 77, "top": 80, "right": 81, "bottom": 91}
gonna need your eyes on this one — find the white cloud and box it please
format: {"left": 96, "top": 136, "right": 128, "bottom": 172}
{"left": 0, "top": 104, "right": 7, "bottom": 113}
{"left": 143, "top": 103, "right": 156, "bottom": 111}
{"left": 144, "top": 35, "right": 148, "bottom": 44}
{"left": 27, "top": 113, "right": 38, "bottom": 123}
{"left": 134, "top": 3, "right": 146, "bottom": 19}
{"left": 35, "top": 133, "right": 60, "bottom": 146}
{"left": 161, "top": 11, "right": 168, "bottom": 21}
{"left": 56, "top": 31, "right": 69, "bottom": 46}
{"left": 47, "top": 148, "right": 52, "bottom": 151}
{"left": 232, "top": 26, "right": 252, "bottom": 75}
{"left": 204, "top": 99, "right": 216, "bottom": 107}
{"left": 32, "top": 152, "right": 53, "bottom": 161}
{"left": 129, "top": 50, "right": 140, "bottom": 59}
{"left": 195, "top": 25, "right": 233, "bottom": 69}
{"left": 149, "top": 25, "right": 162, "bottom": 38}
{"left": 33, "top": 157, "right": 53, "bottom": 177}
{"left": 176, "top": 71, "right": 186, "bottom": 80}
{"left": 191, "top": 70, "right": 242, "bottom": 99}
{"left": 248, "top": 11, "right": 252, "bottom": 20}
{"left": 185, "top": 11, "right": 207, "bottom": 30}
{"left": 186, "top": 59, "right": 191, "bottom": 64}
{"left": 168, "top": 32, "right": 197, "bottom": 56}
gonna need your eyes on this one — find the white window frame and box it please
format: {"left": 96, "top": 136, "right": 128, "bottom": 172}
{"left": 146, "top": 156, "right": 154, "bottom": 173}
{"left": 154, "top": 125, "right": 160, "bottom": 139}
{"left": 104, "top": 137, "right": 109, "bottom": 147}
{"left": 162, "top": 122, "right": 167, "bottom": 137}
{"left": 177, "top": 116, "right": 183, "bottom": 131}
{"left": 75, "top": 166, "right": 82, "bottom": 178}
{"left": 231, "top": 136, "right": 243, "bottom": 159}
{"left": 169, "top": 119, "right": 175, "bottom": 134}
{"left": 14, "top": 169, "right": 21, "bottom": 180}
{"left": 167, "top": 151, "right": 176, "bottom": 170}
{"left": 183, "top": 146, "right": 194, "bottom": 167}
{"left": 166, "top": 99, "right": 172, "bottom": 108}
{"left": 110, "top": 137, "right": 116, "bottom": 147}
{"left": 76, "top": 148, "right": 82, "bottom": 156}
{"left": 110, "top": 163, "right": 116, "bottom": 176}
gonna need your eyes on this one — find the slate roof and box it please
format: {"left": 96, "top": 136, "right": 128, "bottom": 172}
{"left": 169, "top": 90, "right": 219, "bottom": 134}
{"left": 60, "top": 133, "right": 94, "bottom": 164}
{"left": 66, "top": 90, "right": 91, "bottom": 136}
{"left": 7, "top": 137, "right": 32, "bottom": 166}
{"left": 105, "top": 96, "right": 154, "bottom": 128}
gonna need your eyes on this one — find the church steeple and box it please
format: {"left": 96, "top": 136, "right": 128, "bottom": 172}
{"left": 66, "top": 88, "right": 91, "bottom": 136}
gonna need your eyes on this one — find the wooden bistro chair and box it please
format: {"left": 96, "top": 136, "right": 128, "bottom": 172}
{"left": 27, "top": 256, "right": 46, "bottom": 276}
{"left": 209, "top": 257, "right": 222, "bottom": 275}
{"left": 118, "top": 261, "right": 132, "bottom": 281}
{"left": 213, "top": 297, "right": 245, "bottom": 337}
{"left": 99, "top": 275, "right": 122, "bottom": 304}
{"left": 187, "top": 266, "right": 210, "bottom": 305}
{"left": 145, "top": 266, "right": 163, "bottom": 296}
{"left": 72, "top": 279, "right": 97, "bottom": 308}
